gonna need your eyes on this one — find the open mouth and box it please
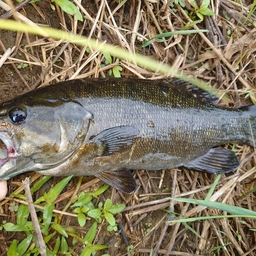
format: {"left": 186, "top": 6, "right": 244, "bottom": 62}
{"left": 0, "top": 133, "right": 18, "bottom": 168}
{"left": 0, "top": 138, "right": 8, "bottom": 167}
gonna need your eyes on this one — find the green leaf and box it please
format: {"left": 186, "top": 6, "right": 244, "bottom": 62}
{"left": 17, "top": 204, "right": 30, "bottom": 226}
{"left": 90, "top": 245, "right": 108, "bottom": 250}
{"left": 108, "top": 204, "right": 126, "bottom": 214}
{"left": 52, "top": 223, "right": 68, "bottom": 237}
{"left": 65, "top": 226, "right": 78, "bottom": 234}
{"left": 73, "top": 207, "right": 81, "bottom": 214}
{"left": 104, "top": 199, "right": 112, "bottom": 211}
{"left": 141, "top": 29, "right": 208, "bottom": 48}
{"left": 205, "top": 174, "right": 221, "bottom": 201}
{"left": 45, "top": 176, "right": 73, "bottom": 204}
{"left": 52, "top": 0, "right": 83, "bottom": 21}
{"left": 113, "top": 65, "right": 122, "bottom": 78}
{"left": 199, "top": 8, "right": 215, "bottom": 16}
{"left": 81, "top": 245, "right": 92, "bottom": 256}
{"left": 83, "top": 222, "right": 97, "bottom": 244}
{"left": 104, "top": 212, "right": 115, "bottom": 226}
{"left": 34, "top": 194, "right": 47, "bottom": 204}
{"left": 3, "top": 222, "right": 31, "bottom": 232}
{"left": 188, "top": 0, "right": 198, "bottom": 9}
{"left": 88, "top": 209, "right": 102, "bottom": 219}
{"left": 44, "top": 233, "right": 55, "bottom": 243}
{"left": 42, "top": 203, "right": 55, "bottom": 235}
{"left": 103, "top": 52, "right": 112, "bottom": 64}
{"left": 196, "top": 12, "right": 204, "bottom": 20}
{"left": 92, "top": 184, "right": 109, "bottom": 197}
{"left": 31, "top": 176, "right": 52, "bottom": 194}
{"left": 200, "top": 0, "right": 210, "bottom": 9}
{"left": 72, "top": 194, "right": 93, "bottom": 207}
{"left": 7, "top": 240, "right": 17, "bottom": 256}
{"left": 9, "top": 202, "right": 19, "bottom": 212}
{"left": 61, "top": 236, "right": 69, "bottom": 253}
{"left": 53, "top": 236, "right": 61, "bottom": 254}
{"left": 107, "top": 225, "right": 115, "bottom": 232}
{"left": 17, "top": 234, "right": 33, "bottom": 255}
{"left": 141, "top": 39, "right": 154, "bottom": 48}
{"left": 78, "top": 212, "right": 87, "bottom": 227}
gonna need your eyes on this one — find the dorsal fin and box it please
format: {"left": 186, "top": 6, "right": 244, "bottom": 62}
{"left": 168, "top": 78, "right": 219, "bottom": 105}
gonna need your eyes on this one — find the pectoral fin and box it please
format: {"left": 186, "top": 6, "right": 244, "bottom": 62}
{"left": 96, "top": 168, "right": 136, "bottom": 193}
{"left": 92, "top": 126, "right": 139, "bottom": 156}
{"left": 184, "top": 148, "right": 239, "bottom": 174}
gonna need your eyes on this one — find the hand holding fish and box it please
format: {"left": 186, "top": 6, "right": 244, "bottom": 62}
{"left": 0, "top": 181, "right": 7, "bottom": 200}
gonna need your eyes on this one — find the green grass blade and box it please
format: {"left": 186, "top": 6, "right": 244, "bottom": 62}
{"left": 0, "top": 20, "right": 225, "bottom": 99}
{"left": 170, "top": 214, "right": 256, "bottom": 223}
{"left": 172, "top": 198, "right": 256, "bottom": 216}
{"left": 205, "top": 174, "right": 221, "bottom": 201}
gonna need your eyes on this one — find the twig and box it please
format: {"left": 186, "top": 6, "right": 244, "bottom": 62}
{"left": 165, "top": 173, "right": 199, "bottom": 255}
{"left": 0, "top": 0, "right": 31, "bottom": 19}
{"left": 31, "top": 41, "right": 71, "bottom": 89}
{"left": 152, "top": 170, "right": 177, "bottom": 256}
{"left": 0, "top": 0, "right": 47, "bottom": 35}
{"left": 0, "top": 46, "right": 15, "bottom": 68}
{"left": 22, "top": 178, "right": 47, "bottom": 256}
{"left": 118, "top": 222, "right": 128, "bottom": 244}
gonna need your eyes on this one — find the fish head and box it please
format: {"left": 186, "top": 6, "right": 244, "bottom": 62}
{"left": 0, "top": 93, "right": 93, "bottom": 180}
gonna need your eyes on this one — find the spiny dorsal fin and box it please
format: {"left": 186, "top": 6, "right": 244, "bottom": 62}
{"left": 169, "top": 78, "right": 219, "bottom": 105}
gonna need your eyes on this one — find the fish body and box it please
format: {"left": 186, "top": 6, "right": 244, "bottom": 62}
{"left": 0, "top": 78, "right": 255, "bottom": 193}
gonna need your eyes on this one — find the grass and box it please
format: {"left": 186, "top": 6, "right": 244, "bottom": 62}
{"left": 0, "top": 0, "right": 256, "bottom": 255}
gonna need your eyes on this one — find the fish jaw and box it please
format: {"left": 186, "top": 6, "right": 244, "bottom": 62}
{"left": 0, "top": 129, "right": 20, "bottom": 179}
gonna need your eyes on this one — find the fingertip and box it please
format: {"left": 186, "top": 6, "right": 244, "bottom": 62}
{"left": 0, "top": 181, "right": 8, "bottom": 200}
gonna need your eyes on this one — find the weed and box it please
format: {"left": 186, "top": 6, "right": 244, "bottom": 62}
{"left": 16, "top": 0, "right": 83, "bottom": 21}
{"left": 51, "top": 0, "right": 83, "bottom": 21}
{"left": 102, "top": 52, "right": 123, "bottom": 77}
{"left": 170, "top": 0, "right": 215, "bottom": 24}
{"left": 188, "top": 0, "right": 215, "bottom": 21}
{"left": 1, "top": 177, "right": 125, "bottom": 255}
{"left": 17, "top": 63, "right": 28, "bottom": 69}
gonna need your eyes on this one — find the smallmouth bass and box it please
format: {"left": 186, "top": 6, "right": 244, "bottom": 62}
{"left": 0, "top": 78, "right": 255, "bottom": 193}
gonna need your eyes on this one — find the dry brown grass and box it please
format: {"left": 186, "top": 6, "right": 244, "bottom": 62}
{"left": 0, "top": 0, "right": 256, "bottom": 255}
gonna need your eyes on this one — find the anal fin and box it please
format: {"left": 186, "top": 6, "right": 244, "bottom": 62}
{"left": 184, "top": 148, "right": 239, "bottom": 174}
{"left": 96, "top": 168, "right": 136, "bottom": 194}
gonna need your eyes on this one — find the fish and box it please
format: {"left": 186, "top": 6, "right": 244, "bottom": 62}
{"left": 0, "top": 78, "right": 255, "bottom": 193}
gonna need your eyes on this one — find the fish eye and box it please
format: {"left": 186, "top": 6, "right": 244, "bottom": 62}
{"left": 8, "top": 106, "right": 27, "bottom": 124}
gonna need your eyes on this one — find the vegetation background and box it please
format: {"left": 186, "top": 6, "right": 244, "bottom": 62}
{"left": 0, "top": 0, "right": 255, "bottom": 255}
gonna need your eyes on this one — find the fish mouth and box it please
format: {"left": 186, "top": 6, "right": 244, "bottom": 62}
{"left": 0, "top": 139, "right": 8, "bottom": 166}
{"left": 0, "top": 132, "right": 19, "bottom": 168}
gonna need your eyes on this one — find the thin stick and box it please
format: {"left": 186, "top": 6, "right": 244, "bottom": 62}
{"left": 23, "top": 178, "right": 47, "bottom": 256}
{"left": 152, "top": 170, "right": 177, "bottom": 255}
{"left": 0, "top": 0, "right": 31, "bottom": 19}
